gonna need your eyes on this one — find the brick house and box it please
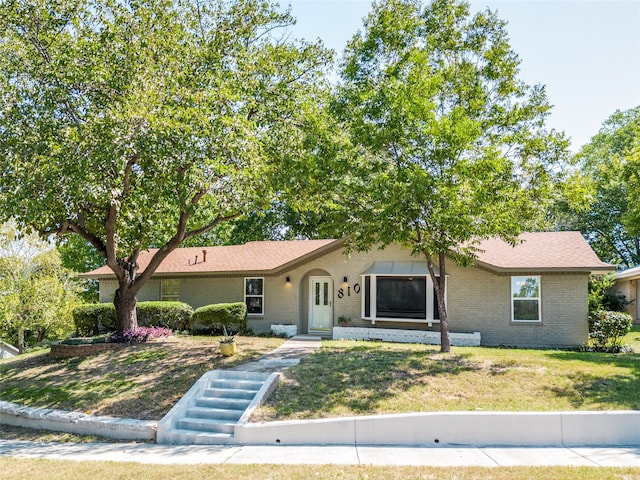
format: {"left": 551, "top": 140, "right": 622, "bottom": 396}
{"left": 82, "top": 232, "right": 612, "bottom": 347}
{"left": 613, "top": 266, "right": 640, "bottom": 323}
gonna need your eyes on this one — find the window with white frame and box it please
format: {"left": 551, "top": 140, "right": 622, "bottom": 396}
{"left": 511, "top": 276, "right": 541, "bottom": 322}
{"left": 161, "top": 279, "right": 180, "bottom": 302}
{"left": 245, "top": 277, "right": 264, "bottom": 315}
{"left": 362, "top": 274, "right": 441, "bottom": 323}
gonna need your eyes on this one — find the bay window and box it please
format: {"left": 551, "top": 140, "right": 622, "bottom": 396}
{"left": 361, "top": 261, "right": 442, "bottom": 324}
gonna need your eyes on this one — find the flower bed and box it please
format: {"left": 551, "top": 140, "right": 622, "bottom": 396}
{"left": 50, "top": 327, "right": 173, "bottom": 358}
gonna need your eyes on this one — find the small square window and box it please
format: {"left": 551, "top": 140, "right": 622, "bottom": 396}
{"left": 511, "top": 276, "right": 541, "bottom": 322}
{"left": 161, "top": 279, "right": 180, "bottom": 302}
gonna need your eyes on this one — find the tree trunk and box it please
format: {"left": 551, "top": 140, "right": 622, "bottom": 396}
{"left": 428, "top": 251, "right": 450, "bottom": 353}
{"left": 114, "top": 285, "right": 138, "bottom": 333}
{"left": 17, "top": 327, "right": 24, "bottom": 355}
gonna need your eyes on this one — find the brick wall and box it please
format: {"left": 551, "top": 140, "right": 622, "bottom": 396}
{"left": 95, "top": 243, "right": 590, "bottom": 347}
{"left": 448, "top": 267, "right": 589, "bottom": 347}
{"left": 50, "top": 342, "right": 126, "bottom": 359}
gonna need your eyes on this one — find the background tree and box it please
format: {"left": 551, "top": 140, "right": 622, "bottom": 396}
{"left": 332, "top": 0, "right": 567, "bottom": 352}
{"left": 619, "top": 116, "right": 640, "bottom": 249}
{"left": 0, "top": 221, "right": 79, "bottom": 352}
{"left": 182, "top": 202, "right": 326, "bottom": 247}
{"left": 0, "top": 0, "right": 332, "bottom": 332}
{"left": 558, "top": 106, "right": 640, "bottom": 267}
{"left": 57, "top": 236, "right": 104, "bottom": 303}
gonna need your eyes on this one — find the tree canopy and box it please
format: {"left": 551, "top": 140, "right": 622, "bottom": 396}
{"left": 558, "top": 106, "right": 640, "bottom": 268}
{"left": 0, "top": 0, "right": 333, "bottom": 331}
{"left": 0, "top": 221, "right": 79, "bottom": 352}
{"left": 331, "top": 0, "right": 568, "bottom": 352}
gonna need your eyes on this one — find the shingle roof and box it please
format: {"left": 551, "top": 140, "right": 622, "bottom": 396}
{"left": 82, "top": 232, "right": 612, "bottom": 278}
{"left": 474, "top": 232, "right": 612, "bottom": 273}
{"left": 81, "top": 239, "right": 341, "bottom": 278}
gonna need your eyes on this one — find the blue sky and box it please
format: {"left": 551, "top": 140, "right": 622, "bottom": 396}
{"left": 283, "top": 0, "right": 640, "bottom": 152}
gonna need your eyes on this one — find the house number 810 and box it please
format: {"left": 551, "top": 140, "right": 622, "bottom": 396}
{"left": 337, "top": 283, "right": 360, "bottom": 299}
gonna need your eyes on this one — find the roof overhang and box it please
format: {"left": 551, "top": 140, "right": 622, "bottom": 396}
{"left": 614, "top": 265, "right": 640, "bottom": 281}
{"left": 362, "top": 261, "right": 439, "bottom": 276}
{"left": 80, "top": 239, "right": 345, "bottom": 279}
{"left": 475, "top": 260, "right": 614, "bottom": 275}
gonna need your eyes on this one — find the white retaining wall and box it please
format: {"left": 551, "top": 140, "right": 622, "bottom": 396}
{"left": 236, "top": 411, "right": 640, "bottom": 447}
{"left": 0, "top": 400, "right": 156, "bottom": 442}
{"left": 333, "top": 327, "right": 481, "bottom": 347}
{"left": 271, "top": 325, "right": 298, "bottom": 338}
{"left": 3, "top": 397, "right": 639, "bottom": 447}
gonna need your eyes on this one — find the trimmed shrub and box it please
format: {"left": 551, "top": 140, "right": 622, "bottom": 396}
{"left": 589, "top": 310, "right": 633, "bottom": 350}
{"left": 136, "top": 301, "right": 193, "bottom": 331}
{"left": 73, "top": 301, "right": 193, "bottom": 335}
{"left": 73, "top": 303, "right": 116, "bottom": 336}
{"left": 191, "top": 302, "right": 247, "bottom": 334}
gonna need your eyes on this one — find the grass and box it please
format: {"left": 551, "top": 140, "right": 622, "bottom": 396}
{"left": 0, "top": 459, "right": 639, "bottom": 480}
{"left": 253, "top": 328, "right": 640, "bottom": 421}
{"left": 0, "top": 424, "right": 124, "bottom": 443}
{"left": 0, "top": 335, "right": 283, "bottom": 420}
{"left": 2, "top": 327, "right": 640, "bottom": 438}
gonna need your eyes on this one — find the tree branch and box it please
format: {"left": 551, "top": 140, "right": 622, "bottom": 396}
{"left": 131, "top": 210, "right": 241, "bottom": 294}
{"left": 57, "top": 219, "right": 107, "bottom": 260}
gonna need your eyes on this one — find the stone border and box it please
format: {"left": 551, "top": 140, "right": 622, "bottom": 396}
{"left": 0, "top": 401, "right": 156, "bottom": 442}
{"left": 333, "top": 327, "right": 481, "bottom": 346}
{"left": 49, "top": 342, "right": 127, "bottom": 359}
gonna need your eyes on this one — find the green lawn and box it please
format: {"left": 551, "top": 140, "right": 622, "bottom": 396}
{"left": 253, "top": 328, "right": 640, "bottom": 422}
{"left": 0, "top": 459, "right": 639, "bottom": 480}
{"left": 2, "top": 328, "right": 639, "bottom": 428}
{"left": 0, "top": 335, "right": 283, "bottom": 420}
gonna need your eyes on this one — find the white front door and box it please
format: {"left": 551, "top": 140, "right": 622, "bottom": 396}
{"left": 309, "top": 276, "right": 333, "bottom": 331}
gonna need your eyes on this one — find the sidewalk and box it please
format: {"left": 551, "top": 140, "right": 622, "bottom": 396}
{"left": 1, "top": 440, "right": 640, "bottom": 466}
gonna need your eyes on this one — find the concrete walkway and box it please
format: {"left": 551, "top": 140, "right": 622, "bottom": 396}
{"left": 232, "top": 335, "right": 322, "bottom": 372}
{"left": 1, "top": 440, "right": 640, "bottom": 466}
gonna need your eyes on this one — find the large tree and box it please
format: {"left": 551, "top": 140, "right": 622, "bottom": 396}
{"left": 0, "top": 0, "right": 332, "bottom": 332}
{"left": 559, "top": 106, "right": 640, "bottom": 267}
{"left": 0, "top": 221, "right": 79, "bottom": 352}
{"left": 332, "top": 0, "right": 567, "bottom": 352}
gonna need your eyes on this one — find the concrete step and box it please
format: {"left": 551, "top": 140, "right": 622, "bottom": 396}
{"left": 176, "top": 417, "right": 236, "bottom": 434}
{"left": 156, "top": 369, "right": 279, "bottom": 445}
{"left": 195, "top": 396, "right": 251, "bottom": 410}
{"left": 186, "top": 406, "right": 243, "bottom": 421}
{"left": 159, "top": 428, "right": 234, "bottom": 445}
{"left": 209, "top": 378, "right": 264, "bottom": 391}
{"left": 203, "top": 387, "right": 259, "bottom": 400}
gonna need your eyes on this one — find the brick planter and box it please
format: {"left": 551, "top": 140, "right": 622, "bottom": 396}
{"left": 50, "top": 342, "right": 127, "bottom": 359}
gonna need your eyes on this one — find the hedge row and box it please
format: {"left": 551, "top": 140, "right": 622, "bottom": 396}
{"left": 73, "top": 301, "right": 246, "bottom": 336}
{"left": 73, "top": 303, "right": 116, "bottom": 336}
{"left": 191, "top": 302, "right": 247, "bottom": 334}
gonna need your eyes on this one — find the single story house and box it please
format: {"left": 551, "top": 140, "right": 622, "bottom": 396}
{"left": 82, "top": 232, "right": 612, "bottom": 348}
{"left": 613, "top": 266, "right": 640, "bottom": 323}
